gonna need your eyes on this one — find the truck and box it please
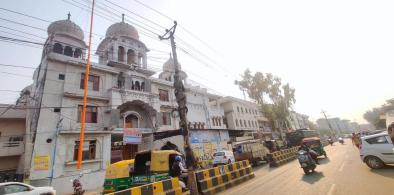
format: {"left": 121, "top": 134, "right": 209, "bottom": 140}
{"left": 232, "top": 139, "right": 269, "bottom": 166}
{"left": 286, "top": 129, "right": 320, "bottom": 147}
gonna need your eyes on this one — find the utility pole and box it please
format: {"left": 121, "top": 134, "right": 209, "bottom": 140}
{"left": 49, "top": 118, "right": 63, "bottom": 185}
{"left": 321, "top": 110, "right": 335, "bottom": 136}
{"left": 159, "top": 21, "right": 198, "bottom": 194}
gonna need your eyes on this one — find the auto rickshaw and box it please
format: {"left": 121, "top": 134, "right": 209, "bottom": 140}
{"left": 301, "top": 137, "right": 327, "bottom": 158}
{"left": 103, "top": 159, "right": 134, "bottom": 193}
{"left": 131, "top": 150, "right": 182, "bottom": 187}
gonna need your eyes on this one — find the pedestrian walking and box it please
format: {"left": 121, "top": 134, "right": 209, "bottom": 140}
{"left": 352, "top": 133, "right": 361, "bottom": 149}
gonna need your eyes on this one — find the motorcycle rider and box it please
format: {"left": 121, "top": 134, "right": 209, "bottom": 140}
{"left": 170, "top": 155, "right": 188, "bottom": 190}
{"left": 299, "top": 142, "right": 319, "bottom": 165}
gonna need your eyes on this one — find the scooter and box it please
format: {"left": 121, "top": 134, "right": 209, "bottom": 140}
{"left": 298, "top": 150, "right": 316, "bottom": 174}
{"left": 71, "top": 173, "right": 85, "bottom": 195}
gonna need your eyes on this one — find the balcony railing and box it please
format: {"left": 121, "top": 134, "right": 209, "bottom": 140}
{"left": 0, "top": 141, "right": 24, "bottom": 156}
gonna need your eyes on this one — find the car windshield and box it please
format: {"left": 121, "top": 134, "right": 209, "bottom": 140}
{"left": 214, "top": 152, "right": 225, "bottom": 156}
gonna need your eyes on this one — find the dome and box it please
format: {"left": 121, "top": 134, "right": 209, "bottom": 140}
{"left": 163, "top": 56, "right": 182, "bottom": 72}
{"left": 106, "top": 22, "right": 139, "bottom": 40}
{"left": 47, "top": 19, "right": 84, "bottom": 40}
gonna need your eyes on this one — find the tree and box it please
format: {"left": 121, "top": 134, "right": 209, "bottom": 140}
{"left": 363, "top": 108, "right": 386, "bottom": 129}
{"left": 235, "top": 69, "right": 296, "bottom": 132}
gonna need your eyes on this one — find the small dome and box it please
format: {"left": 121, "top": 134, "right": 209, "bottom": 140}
{"left": 163, "top": 56, "right": 182, "bottom": 72}
{"left": 47, "top": 19, "right": 84, "bottom": 40}
{"left": 106, "top": 22, "right": 139, "bottom": 40}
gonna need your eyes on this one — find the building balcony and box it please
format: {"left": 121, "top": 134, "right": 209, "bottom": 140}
{"left": 0, "top": 141, "right": 24, "bottom": 157}
{"left": 109, "top": 88, "right": 158, "bottom": 106}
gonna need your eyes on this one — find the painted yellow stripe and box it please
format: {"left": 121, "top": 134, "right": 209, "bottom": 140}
{"left": 203, "top": 169, "right": 211, "bottom": 179}
{"left": 130, "top": 186, "right": 141, "bottom": 195}
{"left": 214, "top": 167, "right": 220, "bottom": 176}
{"left": 153, "top": 182, "right": 164, "bottom": 194}
{"left": 171, "top": 177, "right": 180, "bottom": 189}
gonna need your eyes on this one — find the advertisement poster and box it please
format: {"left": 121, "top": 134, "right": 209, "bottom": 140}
{"left": 33, "top": 155, "right": 50, "bottom": 171}
{"left": 123, "top": 128, "right": 142, "bottom": 144}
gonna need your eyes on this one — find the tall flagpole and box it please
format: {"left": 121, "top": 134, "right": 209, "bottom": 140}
{"left": 77, "top": 0, "right": 96, "bottom": 170}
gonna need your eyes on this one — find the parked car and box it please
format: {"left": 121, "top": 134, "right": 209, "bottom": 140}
{"left": 212, "top": 150, "right": 235, "bottom": 166}
{"left": 360, "top": 132, "right": 394, "bottom": 169}
{"left": 0, "top": 182, "right": 56, "bottom": 195}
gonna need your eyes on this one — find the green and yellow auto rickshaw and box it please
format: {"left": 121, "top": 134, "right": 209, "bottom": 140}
{"left": 103, "top": 159, "right": 134, "bottom": 193}
{"left": 302, "top": 137, "right": 327, "bottom": 158}
{"left": 131, "top": 150, "right": 182, "bottom": 187}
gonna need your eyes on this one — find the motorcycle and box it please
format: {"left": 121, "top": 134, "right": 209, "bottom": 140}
{"left": 298, "top": 150, "right": 316, "bottom": 174}
{"left": 71, "top": 173, "right": 85, "bottom": 195}
{"left": 328, "top": 138, "right": 333, "bottom": 146}
{"left": 338, "top": 137, "right": 344, "bottom": 144}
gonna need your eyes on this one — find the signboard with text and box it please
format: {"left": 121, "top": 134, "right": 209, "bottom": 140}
{"left": 123, "top": 128, "right": 143, "bottom": 144}
{"left": 33, "top": 155, "right": 50, "bottom": 171}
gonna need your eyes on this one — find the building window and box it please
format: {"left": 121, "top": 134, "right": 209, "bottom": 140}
{"left": 53, "top": 43, "right": 63, "bottom": 54}
{"left": 74, "top": 48, "right": 82, "bottom": 58}
{"left": 54, "top": 108, "right": 61, "bottom": 113}
{"left": 58, "top": 74, "right": 65, "bottom": 80}
{"left": 162, "top": 112, "right": 171, "bottom": 125}
{"left": 127, "top": 49, "right": 135, "bottom": 64}
{"left": 78, "top": 105, "right": 97, "bottom": 123}
{"left": 159, "top": 89, "right": 169, "bottom": 101}
{"left": 64, "top": 46, "right": 73, "bottom": 57}
{"left": 218, "top": 118, "right": 222, "bottom": 126}
{"left": 212, "top": 118, "right": 216, "bottom": 126}
{"left": 118, "top": 46, "right": 125, "bottom": 62}
{"left": 80, "top": 73, "right": 99, "bottom": 91}
{"left": 235, "top": 119, "right": 238, "bottom": 127}
{"left": 248, "top": 120, "right": 251, "bottom": 127}
{"left": 240, "top": 120, "right": 243, "bottom": 127}
{"left": 237, "top": 106, "right": 240, "bottom": 113}
{"left": 244, "top": 120, "right": 247, "bottom": 127}
{"left": 73, "top": 140, "right": 96, "bottom": 161}
{"left": 241, "top": 107, "right": 244, "bottom": 113}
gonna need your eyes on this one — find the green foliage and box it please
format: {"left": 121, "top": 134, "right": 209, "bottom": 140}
{"left": 363, "top": 107, "right": 386, "bottom": 129}
{"left": 235, "top": 69, "right": 296, "bottom": 130}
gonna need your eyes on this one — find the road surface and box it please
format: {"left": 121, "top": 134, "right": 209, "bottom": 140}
{"left": 220, "top": 139, "right": 394, "bottom": 195}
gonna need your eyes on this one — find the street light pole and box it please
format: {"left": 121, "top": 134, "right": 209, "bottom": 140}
{"left": 49, "top": 118, "right": 63, "bottom": 185}
{"left": 159, "top": 21, "right": 198, "bottom": 194}
{"left": 321, "top": 110, "right": 335, "bottom": 136}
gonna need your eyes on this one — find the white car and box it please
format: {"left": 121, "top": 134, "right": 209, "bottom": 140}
{"left": 0, "top": 182, "right": 56, "bottom": 195}
{"left": 213, "top": 150, "right": 235, "bottom": 166}
{"left": 360, "top": 132, "right": 394, "bottom": 169}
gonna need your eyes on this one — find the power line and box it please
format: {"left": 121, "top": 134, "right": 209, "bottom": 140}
{"left": 0, "top": 7, "right": 52, "bottom": 23}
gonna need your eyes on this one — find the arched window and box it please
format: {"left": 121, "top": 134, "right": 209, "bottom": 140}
{"left": 138, "top": 53, "right": 143, "bottom": 65}
{"left": 218, "top": 118, "right": 222, "bottom": 126}
{"left": 237, "top": 106, "right": 240, "bottom": 113}
{"left": 118, "top": 46, "right": 125, "bottom": 62}
{"left": 53, "top": 43, "right": 63, "bottom": 54}
{"left": 141, "top": 82, "right": 145, "bottom": 91}
{"left": 74, "top": 48, "right": 82, "bottom": 58}
{"left": 212, "top": 118, "right": 216, "bottom": 126}
{"left": 241, "top": 107, "right": 244, "bottom": 113}
{"left": 134, "top": 81, "right": 140, "bottom": 91}
{"left": 240, "top": 120, "right": 243, "bottom": 127}
{"left": 248, "top": 121, "right": 251, "bottom": 127}
{"left": 244, "top": 120, "right": 247, "bottom": 127}
{"left": 127, "top": 49, "right": 135, "bottom": 64}
{"left": 125, "top": 114, "right": 138, "bottom": 128}
{"left": 64, "top": 46, "right": 73, "bottom": 57}
{"left": 235, "top": 119, "right": 238, "bottom": 127}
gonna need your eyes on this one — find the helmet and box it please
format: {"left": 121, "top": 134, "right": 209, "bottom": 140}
{"left": 175, "top": 156, "right": 182, "bottom": 161}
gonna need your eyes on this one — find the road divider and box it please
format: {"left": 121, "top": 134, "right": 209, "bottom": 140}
{"left": 105, "top": 177, "right": 182, "bottom": 195}
{"left": 268, "top": 147, "right": 299, "bottom": 167}
{"left": 194, "top": 160, "right": 255, "bottom": 195}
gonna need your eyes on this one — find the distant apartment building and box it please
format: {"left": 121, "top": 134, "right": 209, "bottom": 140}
{"left": 0, "top": 104, "right": 27, "bottom": 182}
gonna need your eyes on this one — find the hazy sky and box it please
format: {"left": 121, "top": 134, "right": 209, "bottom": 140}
{"left": 1, "top": 0, "right": 394, "bottom": 123}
